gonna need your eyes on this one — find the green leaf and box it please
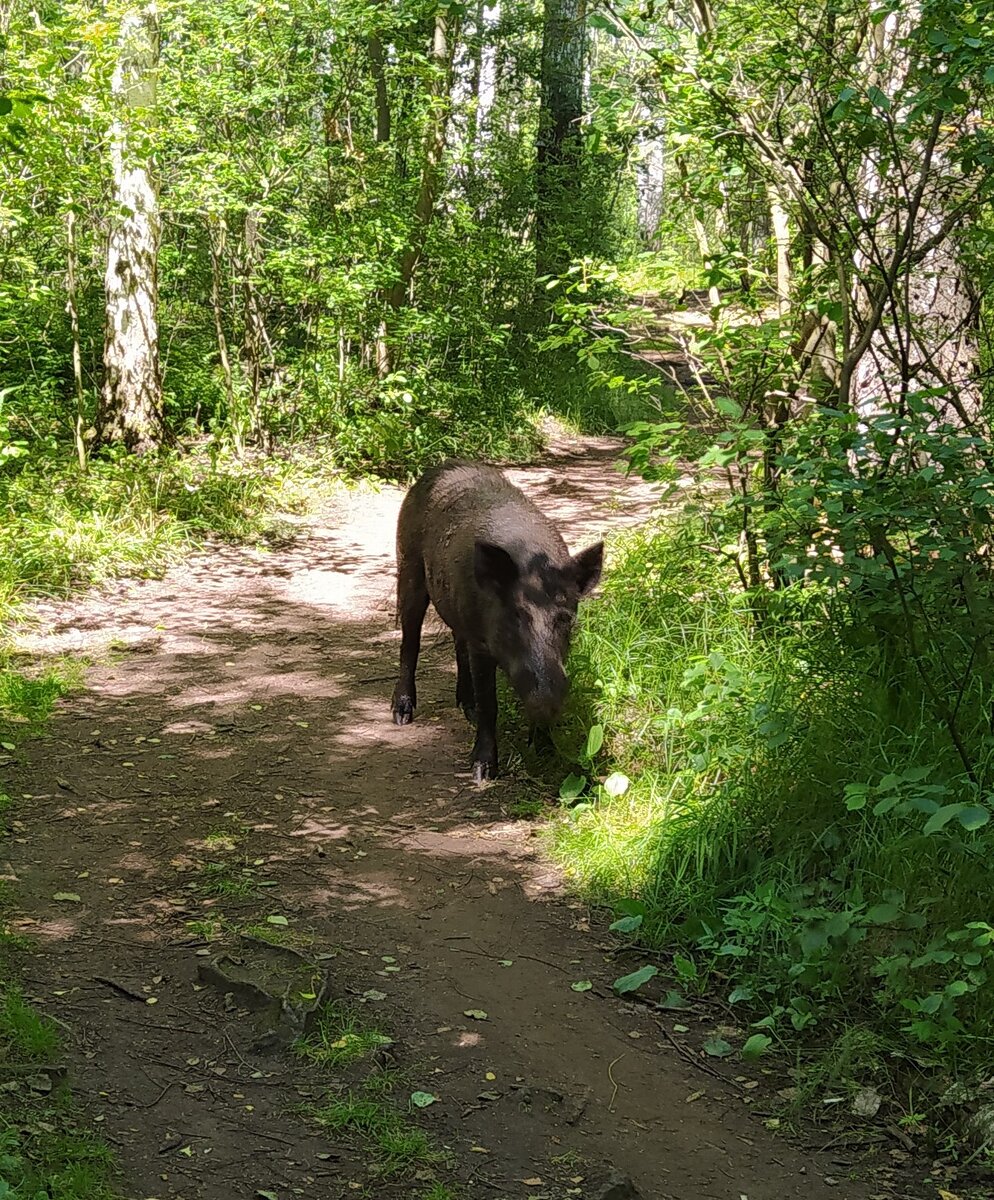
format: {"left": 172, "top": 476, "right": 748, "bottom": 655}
{"left": 741, "top": 1034, "right": 772, "bottom": 1060}
{"left": 266, "top": 915, "right": 289, "bottom": 926}
{"left": 609, "top": 915, "right": 644, "bottom": 933}
{"left": 923, "top": 804, "right": 962, "bottom": 835}
{"left": 588, "top": 11, "right": 622, "bottom": 36}
{"left": 410, "top": 1091, "right": 438, "bottom": 1108}
{"left": 584, "top": 724, "right": 605, "bottom": 758}
{"left": 571, "top": 980, "right": 593, "bottom": 992}
{"left": 704, "top": 1037, "right": 733, "bottom": 1058}
{"left": 866, "top": 903, "right": 901, "bottom": 924}
{"left": 559, "top": 773, "right": 586, "bottom": 801}
{"left": 957, "top": 805, "right": 990, "bottom": 831}
{"left": 613, "top": 965, "right": 658, "bottom": 994}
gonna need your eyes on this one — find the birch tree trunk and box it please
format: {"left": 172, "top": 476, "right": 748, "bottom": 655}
{"left": 766, "top": 181, "right": 791, "bottom": 316}
{"left": 97, "top": 3, "right": 165, "bottom": 453}
{"left": 844, "top": 6, "right": 980, "bottom": 425}
{"left": 65, "top": 207, "right": 88, "bottom": 471}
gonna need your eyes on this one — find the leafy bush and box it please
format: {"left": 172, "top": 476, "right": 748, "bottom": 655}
{"left": 555, "top": 510, "right": 994, "bottom": 1088}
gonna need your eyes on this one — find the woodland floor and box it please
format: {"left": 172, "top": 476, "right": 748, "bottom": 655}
{"left": 2, "top": 432, "right": 909, "bottom": 1199}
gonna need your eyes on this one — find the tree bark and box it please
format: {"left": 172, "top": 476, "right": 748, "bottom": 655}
{"left": 676, "top": 155, "right": 720, "bottom": 308}
{"left": 239, "top": 207, "right": 271, "bottom": 445}
{"left": 535, "top": 0, "right": 587, "bottom": 280}
{"left": 368, "top": 33, "right": 391, "bottom": 145}
{"left": 843, "top": 8, "right": 981, "bottom": 425}
{"left": 463, "top": 0, "right": 487, "bottom": 186}
{"left": 206, "top": 213, "right": 239, "bottom": 454}
{"left": 766, "top": 181, "right": 791, "bottom": 316}
{"left": 97, "top": 3, "right": 165, "bottom": 453}
{"left": 65, "top": 207, "right": 88, "bottom": 471}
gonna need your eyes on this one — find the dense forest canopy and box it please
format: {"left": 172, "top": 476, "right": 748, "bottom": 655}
{"left": 1, "top": 0, "right": 990, "bottom": 464}
{"left": 1, "top": 0, "right": 994, "bottom": 1178}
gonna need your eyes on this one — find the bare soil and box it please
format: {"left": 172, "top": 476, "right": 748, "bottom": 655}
{"left": 4, "top": 435, "right": 898, "bottom": 1199}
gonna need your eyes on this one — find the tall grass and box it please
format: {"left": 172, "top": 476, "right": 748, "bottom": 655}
{"left": 554, "top": 513, "right": 994, "bottom": 1097}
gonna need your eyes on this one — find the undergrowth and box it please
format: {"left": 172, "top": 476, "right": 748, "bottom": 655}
{"left": 552, "top": 512, "right": 994, "bottom": 1119}
{"left": 0, "top": 443, "right": 337, "bottom": 621}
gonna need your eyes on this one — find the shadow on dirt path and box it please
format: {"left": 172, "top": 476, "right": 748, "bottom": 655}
{"left": 4, "top": 435, "right": 878, "bottom": 1199}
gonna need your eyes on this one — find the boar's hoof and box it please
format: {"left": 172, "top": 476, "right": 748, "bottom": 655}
{"left": 471, "top": 750, "right": 498, "bottom": 784}
{"left": 392, "top": 694, "right": 415, "bottom": 726}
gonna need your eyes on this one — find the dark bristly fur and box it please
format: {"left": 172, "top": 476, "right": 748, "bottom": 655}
{"left": 391, "top": 460, "right": 603, "bottom": 783}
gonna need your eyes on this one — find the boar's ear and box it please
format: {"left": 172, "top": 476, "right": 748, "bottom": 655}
{"left": 571, "top": 542, "right": 604, "bottom": 597}
{"left": 475, "top": 541, "right": 519, "bottom": 594}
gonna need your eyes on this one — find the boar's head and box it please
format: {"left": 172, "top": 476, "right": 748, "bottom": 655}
{"left": 473, "top": 539, "right": 604, "bottom": 725}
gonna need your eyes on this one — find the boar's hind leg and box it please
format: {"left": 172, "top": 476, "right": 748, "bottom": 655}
{"left": 454, "top": 638, "right": 476, "bottom": 722}
{"left": 469, "top": 650, "right": 499, "bottom": 783}
{"left": 391, "top": 558, "right": 429, "bottom": 726}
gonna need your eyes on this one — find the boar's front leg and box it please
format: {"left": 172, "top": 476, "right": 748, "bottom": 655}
{"left": 468, "top": 649, "right": 499, "bottom": 783}
{"left": 391, "top": 557, "right": 429, "bottom": 726}
{"left": 454, "top": 637, "right": 476, "bottom": 723}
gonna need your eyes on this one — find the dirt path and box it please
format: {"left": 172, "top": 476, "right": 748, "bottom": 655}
{"left": 5, "top": 436, "right": 878, "bottom": 1200}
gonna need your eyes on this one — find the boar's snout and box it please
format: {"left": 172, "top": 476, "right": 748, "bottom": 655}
{"left": 515, "top": 666, "right": 569, "bottom": 726}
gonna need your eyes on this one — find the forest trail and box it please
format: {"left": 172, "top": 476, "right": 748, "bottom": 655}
{"left": 5, "top": 432, "right": 874, "bottom": 1200}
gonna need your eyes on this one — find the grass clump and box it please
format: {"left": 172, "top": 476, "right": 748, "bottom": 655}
{"left": 310, "top": 1092, "right": 441, "bottom": 1177}
{"left": 0, "top": 990, "right": 61, "bottom": 1061}
{"left": 197, "top": 861, "right": 257, "bottom": 899}
{"left": 296, "top": 1002, "right": 393, "bottom": 1069}
{"left": 552, "top": 511, "right": 994, "bottom": 1109}
{"left": 0, "top": 1124, "right": 116, "bottom": 1200}
{"left": 299, "top": 1003, "right": 450, "bottom": 1185}
{"left": 0, "top": 986, "right": 117, "bottom": 1199}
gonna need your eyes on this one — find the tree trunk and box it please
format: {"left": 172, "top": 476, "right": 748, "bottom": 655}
{"left": 206, "top": 213, "right": 240, "bottom": 455}
{"left": 766, "top": 181, "right": 791, "bottom": 315}
{"left": 97, "top": 3, "right": 165, "bottom": 453}
{"left": 676, "top": 156, "right": 720, "bottom": 308}
{"left": 636, "top": 136, "right": 664, "bottom": 248}
{"left": 240, "top": 208, "right": 271, "bottom": 445}
{"left": 842, "top": 8, "right": 981, "bottom": 425}
{"left": 534, "top": 0, "right": 587, "bottom": 281}
{"left": 463, "top": 0, "right": 487, "bottom": 186}
{"left": 368, "top": 32, "right": 391, "bottom": 145}
{"left": 65, "top": 207, "right": 88, "bottom": 471}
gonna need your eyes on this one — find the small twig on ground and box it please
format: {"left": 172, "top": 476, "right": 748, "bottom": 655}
{"left": 92, "top": 975, "right": 148, "bottom": 1002}
{"left": 655, "top": 1019, "right": 740, "bottom": 1086}
{"left": 134, "top": 1078, "right": 182, "bottom": 1110}
{"left": 446, "top": 944, "right": 572, "bottom": 974}
{"left": 607, "top": 1053, "right": 625, "bottom": 1112}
